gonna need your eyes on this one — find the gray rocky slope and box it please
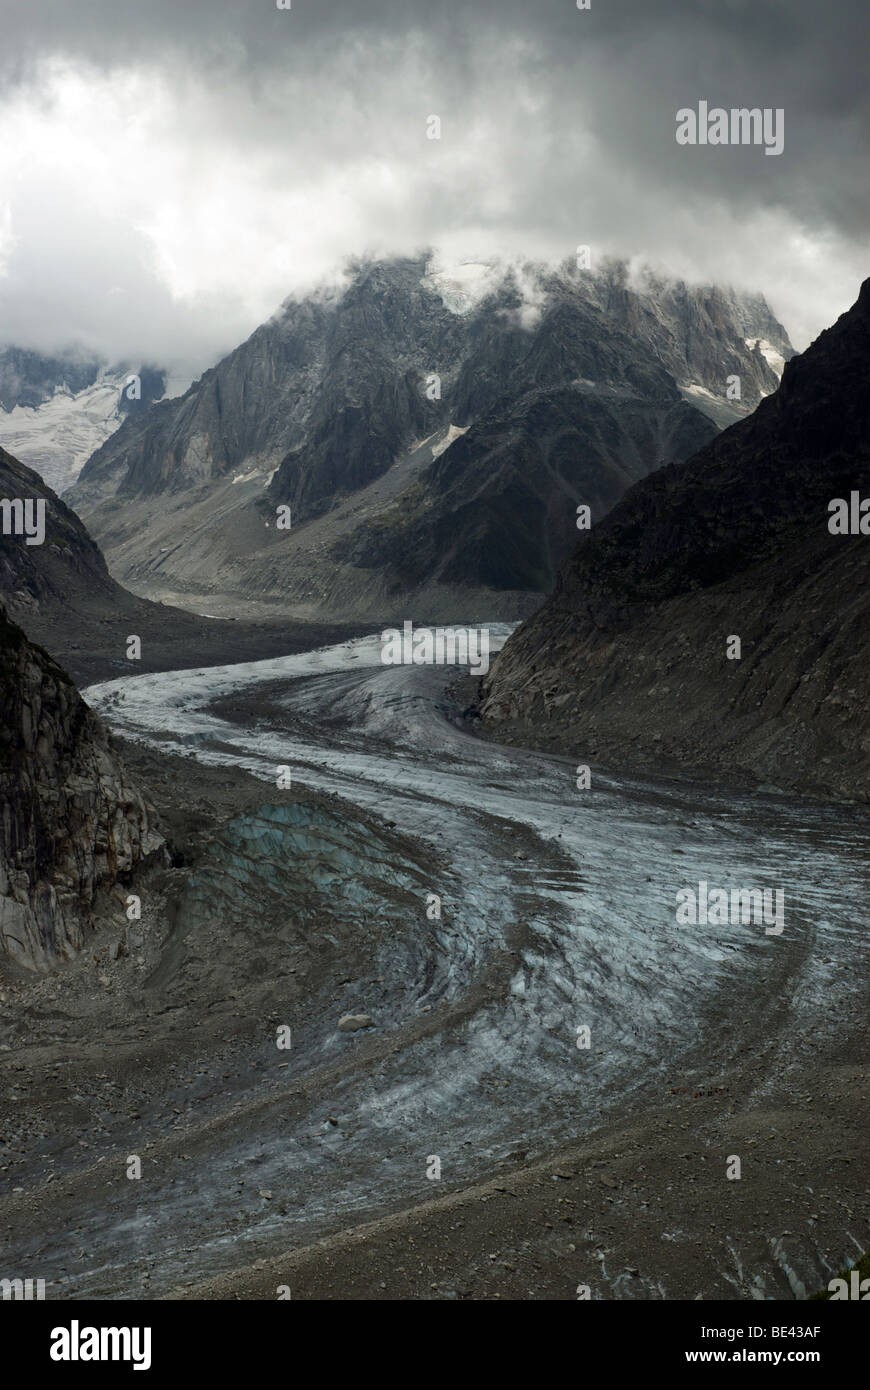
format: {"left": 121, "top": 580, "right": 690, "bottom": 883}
{"left": 68, "top": 257, "right": 792, "bottom": 620}
{"left": 480, "top": 278, "right": 870, "bottom": 800}
{"left": 0, "top": 604, "right": 165, "bottom": 969}
{"left": 0, "top": 446, "right": 361, "bottom": 686}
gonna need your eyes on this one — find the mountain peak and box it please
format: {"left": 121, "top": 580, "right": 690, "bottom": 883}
{"left": 63, "top": 254, "right": 794, "bottom": 619}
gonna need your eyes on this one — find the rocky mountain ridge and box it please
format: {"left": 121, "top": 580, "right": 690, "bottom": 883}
{"left": 480, "top": 278, "right": 870, "bottom": 800}
{"left": 67, "top": 255, "right": 793, "bottom": 619}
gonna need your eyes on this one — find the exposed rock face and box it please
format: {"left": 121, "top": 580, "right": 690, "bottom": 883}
{"left": 480, "top": 280, "right": 870, "bottom": 800}
{"left": 67, "top": 256, "right": 792, "bottom": 616}
{"left": 0, "top": 445, "right": 118, "bottom": 610}
{"left": 340, "top": 380, "right": 715, "bottom": 596}
{"left": 0, "top": 443, "right": 180, "bottom": 680}
{"left": 0, "top": 605, "right": 165, "bottom": 969}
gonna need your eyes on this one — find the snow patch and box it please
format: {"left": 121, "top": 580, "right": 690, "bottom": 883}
{"left": 682, "top": 382, "right": 721, "bottom": 403}
{"left": 431, "top": 423, "right": 470, "bottom": 459}
{"left": 745, "top": 337, "right": 786, "bottom": 376}
{"left": 0, "top": 371, "right": 127, "bottom": 494}
{"left": 421, "top": 256, "right": 551, "bottom": 329}
{"left": 421, "top": 258, "right": 501, "bottom": 314}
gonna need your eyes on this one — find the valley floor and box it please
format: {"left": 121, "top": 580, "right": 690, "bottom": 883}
{"left": 0, "top": 634, "right": 867, "bottom": 1300}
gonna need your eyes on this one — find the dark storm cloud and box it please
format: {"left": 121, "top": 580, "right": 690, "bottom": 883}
{"left": 2, "top": 2, "right": 867, "bottom": 208}
{"left": 0, "top": 0, "right": 866, "bottom": 371}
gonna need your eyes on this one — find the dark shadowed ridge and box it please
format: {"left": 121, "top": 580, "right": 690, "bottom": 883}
{"left": 481, "top": 278, "right": 870, "bottom": 799}
{"left": 0, "top": 445, "right": 367, "bottom": 684}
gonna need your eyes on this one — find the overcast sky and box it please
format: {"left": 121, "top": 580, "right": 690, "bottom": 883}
{"left": 0, "top": 0, "right": 866, "bottom": 385}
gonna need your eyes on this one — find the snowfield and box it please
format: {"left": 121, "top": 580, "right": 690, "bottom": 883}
{"left": 0, "top": 372, "right": 126, "bottom": 494}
